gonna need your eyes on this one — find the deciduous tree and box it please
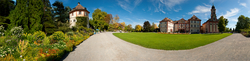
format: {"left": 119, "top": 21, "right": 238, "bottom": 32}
{"left": 218, "top": 16, "right": 226, "bottom": 33}
{"left": 135, "top": 25, "right": 142, "bottom": 32}
{"left": 143, "top": 21, "right": 151, "bottom": 32}
{"left": 235, "top": 15, "right": 250, "bottom": 32}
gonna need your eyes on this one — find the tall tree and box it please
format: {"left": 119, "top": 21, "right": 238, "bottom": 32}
{"left": 52, "top": 1, "right": 70, "bottom": 23}
{"left": 120, "top": 22, "right": 125, "bottom": 30}
{"left": 9, "top": 0, "right": 44, "bottom": 33}
{"left": 113, "top": 15, "right": 119, "bottom": 23}
{"left": 92, "top": 8, "right": 107, "bottom": 21}
{"left": 218, "top": 16, "right": 226, "bottom": 33}
{"left": 235, "top": 15, "right": 250, "bottom": 32}
{"left": 135, "top": 25, "right": 142, "bottom": 32}
{"left": 104, "top": 14, "right": 112, "bottom": 24}
{"left": 91, "top": 8, "right": 108, "bottom": 30}
{"left": 143, "top": 21, "right": 151, "bottom": 32}
{"left": 151, "top": 22, "right": 155, "bottom": 32}
{"left": 126, "top": 24, "right": 132, "bottom": 32}
{"left": 0, "top": 0, "right": 15, "bottom": 17}
{"left": 42, "top": 0, "right": 56, "bottom": 34}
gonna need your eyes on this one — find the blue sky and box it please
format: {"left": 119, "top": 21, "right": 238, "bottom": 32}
{"left": 15, "top": 0, "right": 250, "bottom": 28}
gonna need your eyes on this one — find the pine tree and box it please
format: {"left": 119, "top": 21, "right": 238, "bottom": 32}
{"left": 9, "top": 0, "right": 44, "bottom": 33}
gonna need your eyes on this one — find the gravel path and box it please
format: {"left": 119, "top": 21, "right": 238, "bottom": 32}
{"left": 63, "top": 32, "right": 250, "bottom": 61}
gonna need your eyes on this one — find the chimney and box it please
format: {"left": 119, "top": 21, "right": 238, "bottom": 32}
{"left": 78, "top": 2, "right": 80, "bottom": 5}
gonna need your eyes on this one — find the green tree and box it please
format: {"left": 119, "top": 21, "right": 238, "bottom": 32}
{"left": 218, "top": 16, "right": 226, "bottom": 33}
{"left": 151, "top": 22, "right": 155, "bottom": 32}
{"left": 90, "top": 8, "right": 109, "bottom": 31}
{"left": 235, "top": 15, "right": 250, "bottom": 32}
{"left": 0, "top": 0, "right": 15, "bottom": 17}
{"left": 9, "top": 0, "right": 44, "bottom": 33}
{"left": 143, "top": 21, "right": 151, "bottom": 32}
{"left": 42, "top": 0, "right": 56, "bottom": 34}
{"left": 126, "top": 24, "right": 132, "bottom": 32}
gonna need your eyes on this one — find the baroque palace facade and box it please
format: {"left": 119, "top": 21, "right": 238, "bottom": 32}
{"left": 160, "top": 5, "right": 218, "bottom": 33}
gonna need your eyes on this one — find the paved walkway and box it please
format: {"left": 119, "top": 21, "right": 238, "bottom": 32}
{"left": 63, "top": 32, "right": 250, "bottom": 61}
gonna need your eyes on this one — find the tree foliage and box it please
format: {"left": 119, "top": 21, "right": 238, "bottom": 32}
{"left": 126, "top": 24, "right": 133, "bottom": 32}
{"left": 9, "top": 0, "right": 44, "bottom": 33}
{"left": 104, "top": 14, "right": 112, "bottom": 24}
{"left": 42, "top": 0, "right": 56, "bottom": 34}
{"left": 90, "top": 9, "right": 109, "bottom": 31}
{"left": 76, "top": 17, "right": 88, "bottom": 27}
{"left": 52, "top": 1, "right": 71, "bottom": 23}
{"left": 236, "top": 15, "right": 250, "bottom": 32}
{"left": 143, "top": 21, "right": 151, "bottom": 32}
{"left": 135, "top": 25, "right": 142, "bottom": 32}
{"left": 0, "top": 0, "right": 15, "bottom": 17}
{"left": 113, "top": 15, "right": 119, "bottom": 23}
{"left": 120, "top": 22, "right": 125, "bottom": 30}
{"left": 218, "top": 16, "right": 226, "bottom": 33}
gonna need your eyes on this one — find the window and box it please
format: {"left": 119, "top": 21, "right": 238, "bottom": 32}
{"left": 191, "top": 30, "right": 193, "bottom": 31}
{"left": 79, "top": 11, "right": 81, "bottom": 14}
{"left": 191, "top": 25, "right": 193, "bottom": 27}
{"left": 197, "top": 25, "right": 199, "bottom": 27}
{"left": 194, "top": 21, "right": 196, "bottom": 23}
{"left": 197, "top": 21, "right": 199, "bottom": 23}
{"left": 194, "top": 25, "right": 196, "bottom": 27}
{"left": 85, "top": 12, "right": 87, "bottom": 16}
{"left": 191, "top": 21, "right": 193, "bottom": 23}
{"left": 197, "top": 30, "right": 199, "bottom": 32}
{"left": 72, "top": 13, "right": 74, "bottom": 16}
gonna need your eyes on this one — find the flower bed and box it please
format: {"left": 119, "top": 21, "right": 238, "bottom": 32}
{"left": 0, "top": 27, "right": 93, "bottom": 60}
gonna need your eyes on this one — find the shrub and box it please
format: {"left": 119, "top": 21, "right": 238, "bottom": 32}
{"left": 51, "top": 31, "right": 65, "bottom": 44}
{"left": 33, "top": 31, "right": 46, "bottom": 41}
{"left": 0, "top": 36, "right": 6, "bottom": 46}
{"left": 0, "top": 46, "right": 16, "bottom": 58}
{"left": 16, "top": 40, "right": 29, "bottom": 58}
{"left": 0, "top": 54, "right": 16, "bottom": 61}
{"left": 65, "top": 40, "right": 74, "bottom": 52}
{"left": 52, "top": 41, "right": 66, "bottom": 49}
{"left": 0, "top": 25, "right": 5, "bottom": 36}
{"left": 43, "top": 37, "right": 50, "bottom": 45}
{"left": 10, "top": 26, "right": 23, "bottom": 37}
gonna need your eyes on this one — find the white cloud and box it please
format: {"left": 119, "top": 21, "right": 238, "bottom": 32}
{"left": 151, "top": 0, "right": 185, "bottom": 13}
{"left": 239, "top": 3, "right": 247, "bottom": 7}
{"left": 148, "top": 7, "right": 151, "bottom": 11}
{"left": 117, "top": 0, "right": 142, "bottom": 13}
{"left": 223, "top": 8, "right": 240, "bottom": 18}
{"left": 174, "top": 8, "right": 182, "bottom": 12}
{"left": 188, "top": 4, "right": 211, "bottom": 14}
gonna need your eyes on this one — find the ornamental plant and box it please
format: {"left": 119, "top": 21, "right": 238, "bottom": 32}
{"left": 51, "top": 31, "right": 65, "bottom": 44}
{"left": 10, "top": 26, "right": 23, "bottom": 37}
{"left": 33, "top": 31, "right": 46, "bottom": 41}
{"left": 0, "top": 25, "right": 5, "bottom": 36}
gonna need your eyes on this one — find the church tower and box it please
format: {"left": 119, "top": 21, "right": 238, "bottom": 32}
{"left": 211, "top": 4, "right": 217, "bottom": 21}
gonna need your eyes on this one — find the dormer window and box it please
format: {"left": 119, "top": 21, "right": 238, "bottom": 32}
{"left": 79, "top": 11, "right": 81, "bottom": 14}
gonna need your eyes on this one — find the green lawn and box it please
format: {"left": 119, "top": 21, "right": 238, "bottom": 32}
{"left": 113, "top": 33, "right": 232, "bottom": 50}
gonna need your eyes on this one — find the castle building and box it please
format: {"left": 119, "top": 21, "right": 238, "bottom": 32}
{"left": 160, "top": 17, "right": 174, "bottom": 33}
{"left": 69, "top": 2, "right": 90, "bottom": 28}
{"left": 201, "top": 5, "right": 219, "bottom": 33}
